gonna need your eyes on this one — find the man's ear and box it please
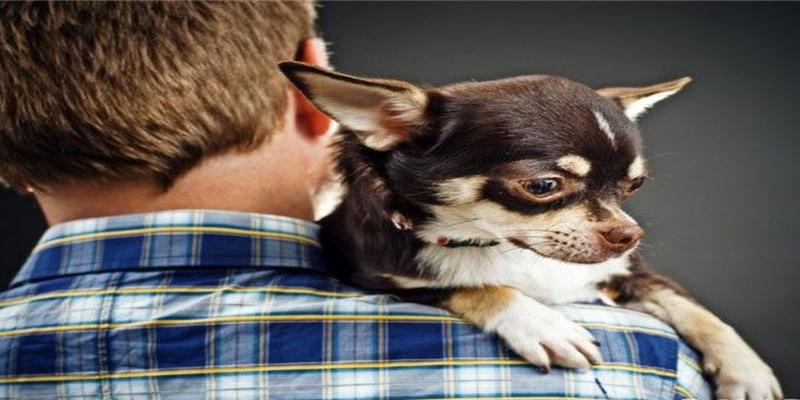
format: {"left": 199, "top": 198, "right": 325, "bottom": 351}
{"left": 278, "top": 61, "right": 428, "bottom": 151}
{"left": 597, "top": 77, "right": 692, "bottom": 121}
{"left": 292, "top": 39, "right": 333, "bottom": 139}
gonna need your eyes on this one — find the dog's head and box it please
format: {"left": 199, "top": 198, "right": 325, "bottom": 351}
{"left": 280, "top": 62, "right": 690, "bottom": 264}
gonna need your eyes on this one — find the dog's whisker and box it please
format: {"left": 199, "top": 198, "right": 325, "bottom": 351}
{"left": 442, "top": 218, "right": 482, "bottom": 228}
{"left": 507, "top": 235, "right": 557, "bottom": 240}
{"left": 649, "top": 152, "right": 679, "bottom": 160}
{"left": 496, "top": 239, "right": 557, "bottom": 254}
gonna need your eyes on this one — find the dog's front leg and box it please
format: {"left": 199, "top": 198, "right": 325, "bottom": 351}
{"left": 606, "top": 263, "right": 782, "bottom": 399}
{"left": 440, "top": 286, "right": 602, "bottom": 370}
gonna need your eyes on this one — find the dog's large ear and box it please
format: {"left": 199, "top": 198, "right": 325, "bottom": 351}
{"left": 597, "top": 77, "right": 692, "bottom": 121}
{"left": 278, "top": 61, "right": 428, "bottom": 151}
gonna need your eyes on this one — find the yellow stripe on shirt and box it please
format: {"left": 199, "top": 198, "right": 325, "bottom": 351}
{"left": 34, "top": 226, "right": 320, "bottom": 251}
{"left": 0, "top": 285, "right": 363, "bottom": 308}
{"left": 0, "top": 358, "right": 678, "bottom": 384}
{"left": 0, "top": 314, "right": 463, "bottom": 338}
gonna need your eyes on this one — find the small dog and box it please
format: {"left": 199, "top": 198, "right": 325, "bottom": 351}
{"left": 280, "top": 61, "right": 782, "bottom": 399}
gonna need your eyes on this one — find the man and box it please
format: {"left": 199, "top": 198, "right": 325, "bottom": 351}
{"left": 0, "top": 3, "right": 711, "bottom": 399}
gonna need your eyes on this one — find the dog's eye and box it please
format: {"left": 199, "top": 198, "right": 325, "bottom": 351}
{"left": 628, "top": 177, "right": 646, "bottom": 193}
{"left": 524, "top": 178, "right": 562, "bottom": 196}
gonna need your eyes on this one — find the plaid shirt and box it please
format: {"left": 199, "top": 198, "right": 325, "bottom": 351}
{"left": 0, "top": 210, "right": 712, "bottom": 399}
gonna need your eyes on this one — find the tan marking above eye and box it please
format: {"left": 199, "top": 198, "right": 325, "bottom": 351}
{"left": 556, "top": 155, "right": 592, "bottom": 177}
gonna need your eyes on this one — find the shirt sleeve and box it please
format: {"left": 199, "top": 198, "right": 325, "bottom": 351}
{"left": 674, "top": 340, "right": 715, "bottom": 400}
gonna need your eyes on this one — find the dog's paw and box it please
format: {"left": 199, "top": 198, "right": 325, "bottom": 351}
{"left": 713, "top": 361, "right": 782, "bottom": 400}
{"left": 703, "top": 329, "right": 783, "bottom": 400}
{"left": 485, "top": 292, "right": 602, "bottom": 370}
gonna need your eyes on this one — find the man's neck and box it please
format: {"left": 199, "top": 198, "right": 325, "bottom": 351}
{"left": 35, "top": 179, "right": 314, "bottom": 225}
{"left": 34, "top": 140, "right": 319, "bottom": 225}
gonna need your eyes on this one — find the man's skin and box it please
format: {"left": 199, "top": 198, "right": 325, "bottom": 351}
{"left": 32, "top": 39, "right": 333, "bottom": 225}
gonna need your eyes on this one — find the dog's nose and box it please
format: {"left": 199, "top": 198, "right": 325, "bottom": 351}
{"left": 597, "top": 223, "right": 644, "bottom": 252}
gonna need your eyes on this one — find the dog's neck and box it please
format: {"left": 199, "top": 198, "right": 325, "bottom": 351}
{"left": 413, "top": 242, "right": 633, "bottom": 304}
{"left": 319, "top": 132, "right": 425, "bottom": 286}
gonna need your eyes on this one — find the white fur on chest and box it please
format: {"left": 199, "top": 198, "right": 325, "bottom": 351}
{"left": 406, "top": 243, "right": 632, "bottom": 304}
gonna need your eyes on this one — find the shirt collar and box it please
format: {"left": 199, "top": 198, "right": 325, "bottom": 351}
{"left": 12, "top": 209, "right": 328, "bottom": 288}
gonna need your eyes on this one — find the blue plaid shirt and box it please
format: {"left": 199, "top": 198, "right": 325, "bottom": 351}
{"left": 0, "top": 210, "right": 712, "bottom": 399}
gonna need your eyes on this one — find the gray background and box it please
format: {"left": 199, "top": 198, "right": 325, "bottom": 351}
{"left": 1, "top": 2, "right": 798, "bottom": 394}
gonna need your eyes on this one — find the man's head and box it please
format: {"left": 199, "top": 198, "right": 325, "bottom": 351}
{"left": 280, "top": 62, "right": 690, "bottom": 264}
{"left": 0, "top": 2, "right": 333, "bottom": 222}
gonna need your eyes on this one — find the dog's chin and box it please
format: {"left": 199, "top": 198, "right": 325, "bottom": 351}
{"left": 507, "top": 237, "right": 629, "bottom": 265}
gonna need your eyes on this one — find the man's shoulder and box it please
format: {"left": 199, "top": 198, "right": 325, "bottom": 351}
{"left": 0, "top": 268, "right": 707, "bottom": 399}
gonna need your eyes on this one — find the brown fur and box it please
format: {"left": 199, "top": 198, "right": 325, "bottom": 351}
{"left": 603, "top": 258, "right": 781, "bottom": 396}
{"left": 601, "top": 254, "right": 693, "bottom": 303}
{"left": 283, "top": 63, "right": 781, "bottom": 397}
{"left": 443, "top": 286, "right": 516, "bottom": 326}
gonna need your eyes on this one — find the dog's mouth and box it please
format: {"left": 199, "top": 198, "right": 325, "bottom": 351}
{"left": 506, "top": 236, "right": 630, "bottom": 264}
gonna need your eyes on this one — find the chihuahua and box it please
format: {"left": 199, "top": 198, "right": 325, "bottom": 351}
{"left": 280, "top": 61, "right": 782, "bottom": 399}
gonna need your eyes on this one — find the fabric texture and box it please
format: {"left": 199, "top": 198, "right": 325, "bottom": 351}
{"left": 0, "top": 210, "right": 713, "bottom": 399}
